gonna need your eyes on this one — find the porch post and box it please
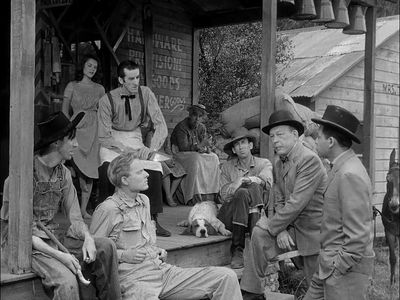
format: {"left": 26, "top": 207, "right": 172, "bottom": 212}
{"left": 363, "top": 5, "right": 376, "bottom": 188}
{"left": 8, "top": 0, "right": 35, "bottom": 274}
{"left": 260, "top": 0, "right": 277, "bottom": 158}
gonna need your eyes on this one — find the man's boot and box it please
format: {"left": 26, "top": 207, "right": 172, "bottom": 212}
{"left": 231, "top": 224, "right": 246, "bottom": 269}
{"left": 152, "top": 214, "right": 171, "bottom": 237}
{"left": 248, "top": 212, "right": 260, "bottom": 238}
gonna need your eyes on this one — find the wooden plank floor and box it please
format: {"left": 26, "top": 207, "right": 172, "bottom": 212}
{"left": 48, "top": 204, "right": 230, "bottom": 251}
{"left": 156, "top": 205, "right": 231, "bottom": 251}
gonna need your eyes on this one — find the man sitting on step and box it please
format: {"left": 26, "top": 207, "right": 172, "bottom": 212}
{"left": 218, "top": 127, "right": 273, "bottom": 269}
{"left": 90, "top": 152, "right": 243, "bottom": 300}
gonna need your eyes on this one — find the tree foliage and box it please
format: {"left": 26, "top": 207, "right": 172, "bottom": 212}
{"left": 198, "top": 22, "right": 294, "bottom": 125}
{"left": 198, "top": 1, "right": 399, "bottom": 129}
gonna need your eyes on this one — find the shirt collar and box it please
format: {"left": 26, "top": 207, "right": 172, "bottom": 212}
{"left": 331, "top": 149, "right": 352, "bottom": 167}
{"left": 234, "top": 155, "right": 255, "bottom": 171}
{"left": 115, "top": 189, "right": 145, "bottom": 208}
{"left": 280, "top": 141, "right": 300, "bottom": 162}
{"left": 119, "top": 85, "right": 136, "bottom": 97}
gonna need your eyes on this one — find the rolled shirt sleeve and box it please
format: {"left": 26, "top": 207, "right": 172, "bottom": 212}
{"left": 62, "top": 168, "right": 89, "bottom": 240}
{"left": 144, "top": 88, "right": 168, "bottom": 151}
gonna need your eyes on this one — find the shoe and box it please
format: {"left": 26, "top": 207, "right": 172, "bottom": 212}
{"left": 231, "top": 247, "right": 244, "bottom": 269}
{"left": 156, "top": 221, "right": 171, "bottom": 237}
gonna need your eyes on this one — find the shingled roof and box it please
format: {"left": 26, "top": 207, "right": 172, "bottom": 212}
{"left": 277, "top": 15, "right": 399, "bottom": 99}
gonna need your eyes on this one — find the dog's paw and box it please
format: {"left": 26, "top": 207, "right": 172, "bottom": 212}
{"left": 220, "top": 228, "right": 232, "bottom": 236}
{"left": 177, "top": 220, "right": 189, "bottom": 227}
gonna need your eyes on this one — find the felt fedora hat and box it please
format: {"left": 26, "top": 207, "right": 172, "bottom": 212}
{"left": 311, "top": 105, "right": 360, "bottom": 144}
{"left": 34, "top": 111, "right": 85, "bottom": 151}
{"left": 224, "top": 127, "right": 256, "bottom": 156}
{"left": 262, "top": 110, "right": 304, "bottom": 136}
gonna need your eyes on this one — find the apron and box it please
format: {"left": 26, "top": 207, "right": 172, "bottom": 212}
{"left": 99, "top": 129, "right": 162, "bottom": 173}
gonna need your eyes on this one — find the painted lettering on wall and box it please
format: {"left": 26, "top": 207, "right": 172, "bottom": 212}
{"left": 126, "top": 27, "right": 189, "bottom": 112}
{"left": 128, "top": 49, "right": 144, "bottom": 65}
{"left": 152, "top": 75, "right": 180, "bottom": 90}
{"left": 127, "top": 28, "right": 184, "bottom": 52}
{"left": 157, "top": 95, "right": 186, "bottom": 112}
{"left": 383, "top": 83, "right": 399, "bottom": 95}
{"left": 154, "top": 54, "right": 182, "bottom": 71}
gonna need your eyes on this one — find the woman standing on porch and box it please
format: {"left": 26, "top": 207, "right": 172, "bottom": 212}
{"left": 62, "top": 54, "right": 105, "bottom": 219}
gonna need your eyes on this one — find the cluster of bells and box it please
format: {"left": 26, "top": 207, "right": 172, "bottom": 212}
{"left": 278, "top": 0, "right": 369, "bottom": 35}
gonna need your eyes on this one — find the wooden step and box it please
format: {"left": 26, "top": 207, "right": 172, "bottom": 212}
{"left": 1, "top": 205, "right": 234, "bottom": 299}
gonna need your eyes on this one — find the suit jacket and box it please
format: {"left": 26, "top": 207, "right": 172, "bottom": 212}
{"left": 268, "top": 142, "right": 327, "bottom": 256}
{"left": 319, "top": 149, "right": 374, "bottom": 279}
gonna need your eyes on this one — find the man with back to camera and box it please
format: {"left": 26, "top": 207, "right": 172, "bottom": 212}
{"left": 303, "top": 105, "right": 375, "bottom": 300}
{"left": 97, "top": 60, "right": 170, "bottom": 236}
{"left": 245, "top": 110, "right": 327, "bottom": 299}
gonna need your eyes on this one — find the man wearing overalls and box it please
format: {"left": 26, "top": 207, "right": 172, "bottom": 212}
{"left": 1, "top": 112, "right": 121, "bottom": 300}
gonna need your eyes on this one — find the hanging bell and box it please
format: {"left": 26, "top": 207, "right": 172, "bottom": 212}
{"left": 278, "top": 0, "right": 297, "bottom": 18}
{"left": 312, "top": 0, "right": 335, "bottom": 23}
{"left": 325, "top": 0, "right": 349, "bottom": 29}
{"left": 343, "top": 5, "right": 366, "bottom": 34}
{"left": 293, "top": 0, "right": 317, "bottom": 20}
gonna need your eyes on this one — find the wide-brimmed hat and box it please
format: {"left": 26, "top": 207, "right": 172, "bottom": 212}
{"left": 262, "top": 110, "right": 304, "bottom": 136}
{"left": 311, "top": 105, "right": 360, "bottom": 144}
{"left": 34, "top": 111, "right": 85, "bottom": 151}
{"left": 224, "top": 127, "right": 256, "bottom": 156}
{"left": 187, "top": 104, "right": 207, "bottom": 115}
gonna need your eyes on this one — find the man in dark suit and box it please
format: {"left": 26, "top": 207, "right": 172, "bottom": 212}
{"left": 247, "top": 110, "right": 327, "bottom": 298}
{"left": 304, "top": 105, "right": 374, "bottom": 300}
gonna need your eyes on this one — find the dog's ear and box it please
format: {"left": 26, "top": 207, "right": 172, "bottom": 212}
{"left": 180, "top": 224, "right": 193, "bottom": 235}
{"left": 204, "top": 221, "right": 218, "bottom": 235}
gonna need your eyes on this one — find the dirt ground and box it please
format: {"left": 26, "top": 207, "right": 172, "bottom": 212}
{"left": 369, "top": 245, "right": 400, "bottom": 300}
{"left": 278, "top": 242, "right": 399, "bottom": 300}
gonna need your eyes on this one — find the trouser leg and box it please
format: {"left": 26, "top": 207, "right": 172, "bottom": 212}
{"left": 63, "top": 236, "right": 122, "bottom": 300}
{"left": 160, "top": 265, "right": 242, "bottom": 300}
{"left": 248, "top": 212, "right": 260, "bottom": 237}
{"left": 32, "top": 251, "right": 80, "bottom": 300}
{"left": 251, "top": 225, "right": 280, "bottom": 296}
{"left": 231, "top": 224, "right": 246, "bottom": 269}
{"left": 143, "top": 169, "right": 163, "bottom": 215}
{"left": 303, "top": 272, "right": 324, "bottom": 300}
{"left": 231, "top": 183, "right": 263, "bottom": 228}
{"left": 303, "top": 254, "right": 319, "bottom": 286}
{"left": 98, "top": 162, "right": 114, "bottom": 203}
{"left": 304, "top": 270, "right": 370, "bottom": 300}
{"left": 79, "top": 176, "right": 93, "bottom": 217}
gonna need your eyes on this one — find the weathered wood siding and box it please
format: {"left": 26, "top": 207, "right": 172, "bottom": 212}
{"left": 116, "top": 0, "right": 193, "bottom": 132}
{"left": 315, "top": 34, "right": 399, "bottom": 207}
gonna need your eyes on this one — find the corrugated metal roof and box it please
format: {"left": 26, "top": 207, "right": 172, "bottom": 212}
{"left": 277, "top": 15, "right": 399, "bottom": 99}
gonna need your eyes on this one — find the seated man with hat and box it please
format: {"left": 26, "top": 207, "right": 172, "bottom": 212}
{"left": 304, "top": 105, "right": 374, "bottom": 300}
{"left": 246, "top": 110, "right": 327, "bottom": 298}
{"left": 218, "top": 127, "right": 273, "bottom": 269}
{"left": 0, "top": 112, "right": 121, "bottom": 300}
{"left": 170, "top": 104, "right": 220, "bottom": 205}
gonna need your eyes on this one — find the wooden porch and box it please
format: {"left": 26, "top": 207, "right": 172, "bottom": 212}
{"left": 1, "top": 204, "right": 239, "bottom": 299}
